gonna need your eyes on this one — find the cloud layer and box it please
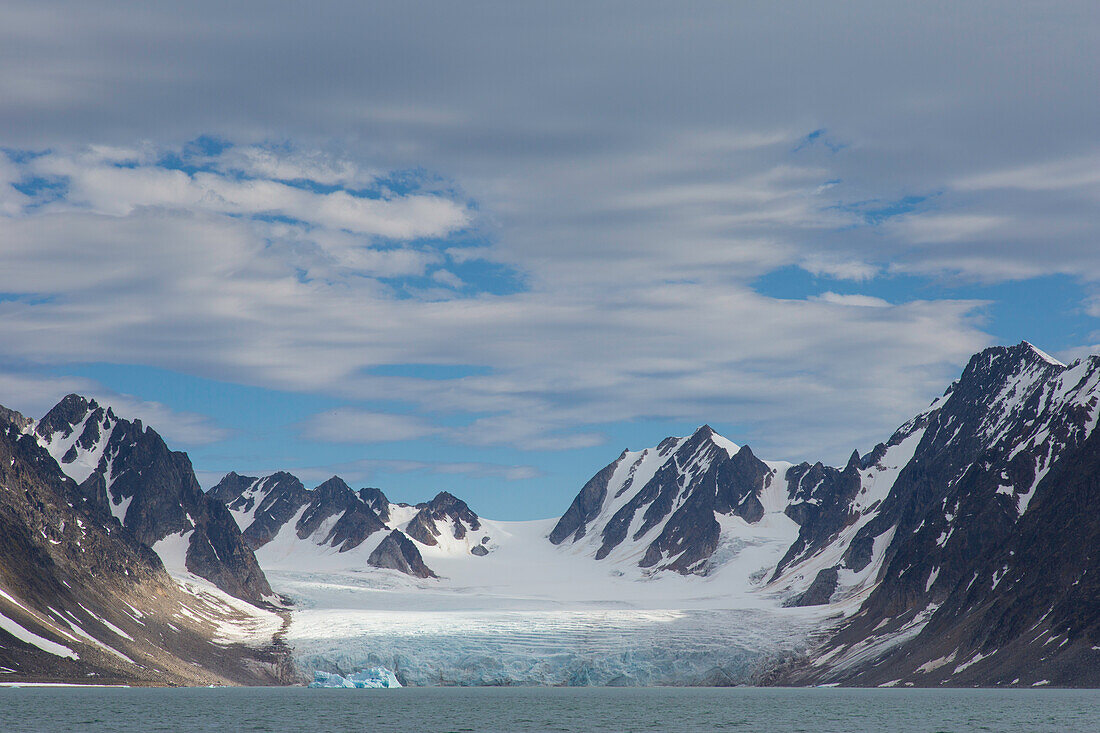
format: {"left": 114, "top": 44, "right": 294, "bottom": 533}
{"left": 0, "top": 142, "right": 990, "bottom": 460}
{"left": 1, "top": 1, "right": 1097, "bottom": 469}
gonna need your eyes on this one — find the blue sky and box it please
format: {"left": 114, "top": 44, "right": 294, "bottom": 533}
{"left": 1, "top": 1, "right": 1098, "bottom": 518}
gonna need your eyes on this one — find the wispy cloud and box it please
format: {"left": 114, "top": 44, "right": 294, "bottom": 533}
{"left": 301, "top": 408, "right": 440, "bottom": 443}
{"left": 887, "top": 213, "right": 1007, "bottom": 244}
{"left": 810, "top": 292, "right": 891, "bottom": 308}
{"left": 91, "top": 393, "right": 230, "bottom": 446}
{"left": 956, "top": 153, "right": 1100, "bottom": 193}
{"left": 0, "top": 140, "right": 992, "bottom": 460}
{"left": 21, "top": 146, "right": 469, "bottom": 239}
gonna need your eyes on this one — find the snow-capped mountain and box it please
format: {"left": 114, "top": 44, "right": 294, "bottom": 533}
{"left": 791, "top": 342, "right": 1100, "bottom": 687}
{"left": 551, "top": 426, "right": 792, "bottom": 573}
{"left": 549, "top": 341, "right": 1100, "bottom": 686}
{"left": 209, "top": 472, "right": 494, "bottom": 578}
{"left": 0, "top": 405, "right": 291, "bottom": 686}
{"left": 548, "top": 420, "right": 914, "bottom": 610}
{"left": 34, "top": 395, "right": 272, "bottom": 605}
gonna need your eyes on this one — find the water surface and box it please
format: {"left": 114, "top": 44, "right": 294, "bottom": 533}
{"left": 1, "top": 686, "right": 1097, "bottom": 732}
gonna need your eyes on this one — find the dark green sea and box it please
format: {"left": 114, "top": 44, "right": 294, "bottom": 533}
{"left": 1, "top": 686, "right": 1098, "bottom": 732}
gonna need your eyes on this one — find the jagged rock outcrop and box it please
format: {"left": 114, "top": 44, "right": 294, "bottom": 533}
{"left": 212, "top": 472, "right": 390, "bottom": 555}
{"left": 35, "top": 395, "right": 272, "bottom": 605}
{"left": 207, "top": 471, "right": 257, "bottom": 504}
{"left": 235, "top": 473, "right": 310, "bottom": 549}
{"left": 296, "top": 477, "right": 358, "bottom": 538}
{"left": 788, "top": 343, "right": 1100, "bottom": 687}
{"left": 367, "top": 530, "right": 438, "bottom": 578}
{"left": 324, "top": 499, "right": 388, "bottom": 552}
{"left": 771, "top": 451, "right": 863, "bottom": 579}
{"left": 549, "top": 453, "right": 626, "bottom": 545}
{"left": 358, "top": 487, "right": 391, "bottom": 522}
{"left": 405, "top": 491, "right": 481, "bottom": 547}
{"left": 784, "top": 568, "right": 839, "bottom": 607}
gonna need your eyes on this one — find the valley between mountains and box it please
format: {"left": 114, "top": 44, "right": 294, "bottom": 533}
{"left": 2, "top": 341, "right": 1099, "bottom": 687}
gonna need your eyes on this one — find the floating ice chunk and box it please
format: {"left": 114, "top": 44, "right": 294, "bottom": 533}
{"left": 309, "top": 668, "right": 402, "bottom": 689}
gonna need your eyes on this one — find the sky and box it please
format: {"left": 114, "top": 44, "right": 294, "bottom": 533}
{"left": 1, "top": 1, "right": 1098, "bottom": 519}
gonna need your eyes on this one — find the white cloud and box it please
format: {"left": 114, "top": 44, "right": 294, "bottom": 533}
{"left": 0, "top": 155, "right": 30, "bottom": 215}
{"left": 800, "top": 256, "right": 879, "bottom": 281}
{"left": 301, "top": 408, "right": 439, "bottom": 443}
{"left": 956, "top": 153, "right": 1100, "bottom": 193}
{"left": 26, "top": 150, "right": 469, "bottom": 239}
{"left": 89, "top": 393, "right": 230, "bottom": 446}
{"left": 887, "top": 213, "right": 1007, "bottom": 244}
{"left": 430, "top": 269, "right": 464, "bottom": 288}
{"left": 0, "top": 139, "right": 998, "bottom": 462}
{"left": 13, "top": 0, "right": 1100, "bottom": 463}
{"left": 0, "top": 371, "right": 97, "bottom": 420}
{"left": 1055, "top": 344, "right": 1100, "bottom": 365}
{"left": 810, "top": 292, "right": 891, "bottom": 308}
{"left": 220, "top": 146, "right": 373, "bottom": 187}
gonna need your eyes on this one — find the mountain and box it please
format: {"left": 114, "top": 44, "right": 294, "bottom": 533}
{"left": 0, "top": 405, "right": 293, "bottom": 685}
{"left": 550, "top": 341, "right": 1100, "bottom": 687}
{"left": 209, "top": 472, "right": 494, "bottom": 578}
{"left": 547, "top": 420, "right": 903, "bottom": 607}
{"left": 35, "top": 395, "right": 273, "bottom": 605}
{"left": 5, "top": 341, "right": 1099, "bottom": 687}
{"left": 782, "top": 342, "right": 1100, "bottom": 687}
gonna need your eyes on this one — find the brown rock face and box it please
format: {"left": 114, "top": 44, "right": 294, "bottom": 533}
{"left": 0, "top": 406, "right": 292, "bottom": 686}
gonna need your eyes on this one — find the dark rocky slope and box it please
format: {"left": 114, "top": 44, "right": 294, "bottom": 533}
{"left": 367, "top": 530, "right": 439, "bottom": 578}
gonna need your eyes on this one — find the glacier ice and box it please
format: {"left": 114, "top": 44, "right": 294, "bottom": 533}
{"left": 290, "top": 607, "right": 824, "bottom": 687}
{"left": 309, "top": 668, "right": 402, "bottom": 688}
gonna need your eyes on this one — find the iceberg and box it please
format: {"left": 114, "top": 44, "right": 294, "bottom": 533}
{"left": 309, "top": 668, "right": 402, "bottom": 689}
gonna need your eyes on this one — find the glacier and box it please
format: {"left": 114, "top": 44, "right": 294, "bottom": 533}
{"left": 260, "top": 515, "right": 836, "bottom": 686}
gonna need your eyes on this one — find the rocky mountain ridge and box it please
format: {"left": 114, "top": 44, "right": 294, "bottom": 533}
{"left": 210, "top": 471, "right": 492, "bottom": 579}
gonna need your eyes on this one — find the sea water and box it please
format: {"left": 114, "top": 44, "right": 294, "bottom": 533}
{"left": 1, "top": 686, "right": 1097, "bottom": 732}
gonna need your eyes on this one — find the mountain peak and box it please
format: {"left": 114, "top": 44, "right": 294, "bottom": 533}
{"left": 1019, "top": 340, "right": 1065, "bottom": 367}
{"left": 0, "top": 403, "right": 32, "bottom": 431}
{"left": 314, "top": 475, "right": 352, "bottom": 493}
{"left": 958, "top": 341, "right": 1068, "bottom": 397}
{"left": 36, "top": 393, "right": 97, "bottom": 439}
{"left": 424, "top": 490, "right": 462, "bottom": 509}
